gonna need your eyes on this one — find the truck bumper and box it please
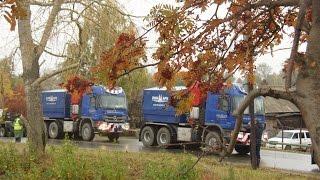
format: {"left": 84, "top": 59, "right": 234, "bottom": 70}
{"left": 96, "top": 122, "right": 130, "bottom": 134}
{"left": 236, "top": 132, "right": 250, "bottom": 145}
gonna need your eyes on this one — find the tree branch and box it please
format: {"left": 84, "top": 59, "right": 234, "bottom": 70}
{"left": 285, "top": 0, "right": 308, "bottom": 90}
{"left": 251, "top": 0, "right": 299, "bottom": 7}
{"left": 220, "top": 87, "right": 298, "bottom": 160}
{"left": 35, "top": 0, "right": 64, "bottom": 60}
{"left": 117, "top": 62, "right": 160, "bottom": 78}
{"left": 31, "top": 63, "right": 79, "bottom": 87}
{"left": 43, "top": 48, "right": 67, "bottom": 58}
{"left": 30, "top": 0, "right": 80, "bottom": 6}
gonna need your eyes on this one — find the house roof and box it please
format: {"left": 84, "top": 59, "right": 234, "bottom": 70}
{"left": 265, "top": 96, "right": 300, "bottom": 114}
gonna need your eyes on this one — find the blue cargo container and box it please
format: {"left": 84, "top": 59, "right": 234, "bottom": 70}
{"left": 139, "top": 84, "right": 265, "bottom": 155}
{"left": 42, "top": 90, "right": 71, "bottom": 119}
{"left": 142, "top": 87, "right": 187, "bottom": 124}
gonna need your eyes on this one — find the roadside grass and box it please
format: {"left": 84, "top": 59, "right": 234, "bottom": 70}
{"left": 0, "top": 140, "right": 318, "bottom": 180}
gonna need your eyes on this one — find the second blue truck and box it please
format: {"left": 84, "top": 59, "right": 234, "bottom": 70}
{"left": 139, "top": 84, "right": 265, "bottom": 154}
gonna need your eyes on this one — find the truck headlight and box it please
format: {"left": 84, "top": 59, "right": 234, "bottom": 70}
{"left": 123, "top": 123, "right": 130, "bottom": 130}
{"left": 190, "top": 107, "right": 199, "bottom": 119}
{"left": 237, "top": 132, "right": 244, "bottom": 139}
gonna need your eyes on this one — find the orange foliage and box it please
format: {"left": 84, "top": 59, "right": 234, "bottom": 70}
{"left": 98, "top": 1, "right": 308, "bottom": 113}
{"left": 59, "top": 76, "right": 93, "bottom": 105}
{"left": 1, "top": 0, "right": 27, "bottom": 31}
{"left": 92, "top": 31, "right": 146, "bottom": 88}
{"left": 4, "top": 84, "right": 26, "bottom": 116}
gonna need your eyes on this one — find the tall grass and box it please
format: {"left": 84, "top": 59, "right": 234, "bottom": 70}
{"left": 0, "top": 141, "right": 317, "bottom": 179}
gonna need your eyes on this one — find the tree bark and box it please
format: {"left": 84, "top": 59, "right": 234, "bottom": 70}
{"left": 293, "top": 0, "right": 320, "bottom": 167}
{"left": 17, "top": 0, "right": 63, "bottom": 155}
{"left": 18, "top": 0, "right": 46, "bottom": 154}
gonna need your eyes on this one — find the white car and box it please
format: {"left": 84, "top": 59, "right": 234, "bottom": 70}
{"left": 267, "top": 130, "right": 311, "bottom": 150}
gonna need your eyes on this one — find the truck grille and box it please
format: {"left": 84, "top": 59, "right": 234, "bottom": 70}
{"left": 105, "top": 116, "right": 126, "bottom": 122}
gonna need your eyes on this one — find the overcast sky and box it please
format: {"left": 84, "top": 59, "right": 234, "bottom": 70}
{"left": 0, "top": 0, "right": 296, "bottom": 77}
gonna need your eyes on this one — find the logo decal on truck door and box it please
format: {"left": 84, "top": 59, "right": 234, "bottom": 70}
{"left": 152, "top": 95, "right": 169, "bottom": 103}
{"left": 152, "top": 95, "right": 169, "bottom": 106}
{"left": 46, "top": 96, "right": 58, "bottom": 104}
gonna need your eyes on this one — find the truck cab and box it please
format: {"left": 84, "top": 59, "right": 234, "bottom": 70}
{"left": 80, "top": 86, "right": 129, "bottom": 141}
{"left": 42, "top": 85, "right": 130, "bottom": 142}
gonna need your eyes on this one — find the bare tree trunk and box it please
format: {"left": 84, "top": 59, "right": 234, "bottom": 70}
{"left": 294, "top": 0, "right": 320, "bottom": 167}
{"left": 18, "top": 0, "right": 46, "bottom": 154}
{"left": 248, "top": 83, "right": 257, "bottom": 169}
{"left": 296, "top": 78, "right": 320, "bottom": 167}
{"left": 24, "top": 85, "right": 46, "bottom": 153}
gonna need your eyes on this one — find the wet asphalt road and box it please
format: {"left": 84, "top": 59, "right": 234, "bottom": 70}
{"left": 1, "top": 136, "right": 319, "bottom": 174}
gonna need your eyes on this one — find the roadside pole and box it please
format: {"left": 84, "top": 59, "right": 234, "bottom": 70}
{"left": 244, "top": 34, "right": 258, "bottom": 169}
{"left": 248, "top": 51, "right": 258, "bottom": 169}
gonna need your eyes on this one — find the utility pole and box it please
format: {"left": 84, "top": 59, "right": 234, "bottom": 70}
{"left": 244, "top": 34, "right": 258, "bottom": 169}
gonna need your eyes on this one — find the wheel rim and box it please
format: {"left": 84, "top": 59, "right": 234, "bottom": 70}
{"left": 49, "top": 123, "right": 58, "bottom": 138}
{"left": 82, "top": 125, "right": 90, "bottom": 140}
{"left": 0, "top": 128, "right": 5, "bottom": 137}
{"left": 159, "top": 133, "right": 167, "bottom": 144}
{"left": 144, "top": 131, "right": 151, "bottom": 142}
{"left": 208, "top": 137, "right": 217, "bottom": 147}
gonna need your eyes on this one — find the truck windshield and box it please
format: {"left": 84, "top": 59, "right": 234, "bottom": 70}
{"left": 232, "top": 96, "right": 265, "bottom": 115}
{"left": 98, "top": 95, "right": 127, "bottom": 109}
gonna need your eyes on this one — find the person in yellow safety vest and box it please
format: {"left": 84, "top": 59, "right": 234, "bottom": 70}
{"left": 13, "top": 114, "right": 23, "bottom": 143}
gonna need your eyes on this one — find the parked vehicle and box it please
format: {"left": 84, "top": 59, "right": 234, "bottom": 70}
{"left": 267, "top": 130, "right": 311, "bottom": 150}
{"left": 42, "top": 85, "right": 130, "bottom": 141}
{"left": 139, "top": 84, "right": 265, "bottom": 155}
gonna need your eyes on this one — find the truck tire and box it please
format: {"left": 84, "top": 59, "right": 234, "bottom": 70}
{"left": 81, "top": 122, "right": 94, "bottom": 141}
{"left": 156, "top": 127, "right": 171, "bottom": 148}
{"left": 235, "top": 145, "right": 250, "bottom": 155}
{"left": 205, "top": 132, "right": 223, "bottom": 155}
{"left": 141, "top": 126, "right": 157, "bottom": 147}
{"left": 48, "top": 121, "right": 63, "bottom": 139}
{"left": 0, "top": 126, "right": 6, "bottom": 137}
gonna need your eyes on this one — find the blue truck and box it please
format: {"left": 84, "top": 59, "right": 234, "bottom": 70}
{"left": 139, "top": 84, "right": 265, "bottom": 154}
{"left": 42, "top": 85, "right": 130, "bottom": 141}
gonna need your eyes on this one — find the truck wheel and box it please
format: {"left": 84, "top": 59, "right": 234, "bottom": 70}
{"left": 141, "top": 126, "right": 157, "bottom": 147}
{"left": 0, "top": 126, "right": 6, "bottom": 137}
{"left": 156, "top": 127, "right": 171, "bottom": 148}
{"left": 235, "top": 145, "right": 250, "bottom": 155}
{"left": 48, "top": 121, "right": 62, "bottom": 139}
{"left": 205, "top": 132, "right": 223, "bottom": 155}
{"left": 81, "top": 122, "right": 94, "bottom": 141}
